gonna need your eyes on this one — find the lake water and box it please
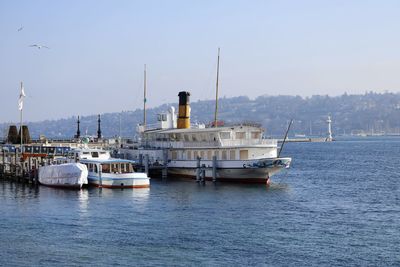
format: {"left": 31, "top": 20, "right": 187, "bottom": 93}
{"left": 0, "top": 137, "right": 399, "bottom": 266}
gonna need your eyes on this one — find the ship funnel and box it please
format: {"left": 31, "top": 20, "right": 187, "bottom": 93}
{"left": 177, "top": 91, "right": 191, "bottom": 129}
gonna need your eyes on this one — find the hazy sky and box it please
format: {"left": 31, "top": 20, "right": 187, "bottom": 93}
{"left": 1, "top": 0, "right": 400, "bottom": 123}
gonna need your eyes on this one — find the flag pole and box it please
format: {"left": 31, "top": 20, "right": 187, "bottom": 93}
{"left": 20, "top": 81, "right": 23, "bottom": 151}
{"left": 214, "top": 47, "right": 220, "bottom": 128}
{"left": 143, "top": 64, "right": 147, "bottom": 130}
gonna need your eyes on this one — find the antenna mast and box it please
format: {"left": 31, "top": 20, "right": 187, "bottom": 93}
{"left": 214, "top": 48, "right": 220, "bottom": 127}
{"left": 20, "top": 81, "right": 23, "bottom": 149}
{"left": 143, "top": 64, "right": 147, "bottom": 129}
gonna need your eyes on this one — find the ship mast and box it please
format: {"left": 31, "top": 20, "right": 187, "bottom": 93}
{"left": 214, "top": 48, "right": 220, "bottom": 128}
{"left": 143, "top": 64, "right": 147, "bottom": 129}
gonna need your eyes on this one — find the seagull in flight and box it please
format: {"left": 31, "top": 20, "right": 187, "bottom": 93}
{"left": 17, "top": 26, "right": 24, "bottom": 32}
{"left": 29, "top": 44, "right": 50, "bottom": 49}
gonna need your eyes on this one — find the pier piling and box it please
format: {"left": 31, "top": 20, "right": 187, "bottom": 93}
{"left": 212, "top": 155, "right": 217, "bottom": 183}
{"left": 144, "top": 154, "right": 149, "bottom": 176}
{"left": 162, "top": 150, "right": 168, "bottom": 180}
{"left": 196, "top": 157, "right": 201, "bottom": 182}
{"left": 200, "top": 164, "right": 206, "bottom": 184}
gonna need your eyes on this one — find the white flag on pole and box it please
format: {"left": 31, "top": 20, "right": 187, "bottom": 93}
{"left": 18, "top": 85, "right": 26, "bottom": 111}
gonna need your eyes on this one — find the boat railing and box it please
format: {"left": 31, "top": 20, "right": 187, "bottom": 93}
{"left": 139, "top": 123, "right": 206, "bottom": 133}
{"left": 142, "top": 138, "right": 277, "bottom": 148}
{"left": 219, "top": 139, "right": 277, "bottom": 147}
{"left": 138, "top": 123, "right": 160, "bottom": 132}
{"left": 143, "top": 140, "right": 219, "bottom": 148}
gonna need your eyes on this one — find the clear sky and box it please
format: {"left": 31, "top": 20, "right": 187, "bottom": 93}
{"left": 1, "top": 0, "right": 400, "bottom": 123}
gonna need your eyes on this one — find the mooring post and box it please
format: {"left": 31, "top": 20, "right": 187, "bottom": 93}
{"left": 99, "top": 164, "right": 103, "bottom": 188}
{"left": 14, "top": 149, "right": 18, "bottom": 178}
{"left": 28, "top": 157, "right": 32, "bottom": 183}
{"left": 139, "top": 154, "right": 143, "bottom": 166}
{"left": 2, "top": 148, "right": 5, "bottom": 178}
{"left": 162, "top": 150, "right": 168, "bottom": 180}
{"left": 212, "top": 155, "right": 217, "bottom": 183}
{"left": 22, "top": 161, "right": 26, "bottom": 182}
{"left": 200, "top": 164, "right": 206, "bottom": 184}
{"left": 34, "top": 165, "right": 39, "bottom": 185}
{"left": 196, "top": 156, "right": 201, "bottom": 182}
{"left": 144, "top": 154, "right": 149, "bottom": 176}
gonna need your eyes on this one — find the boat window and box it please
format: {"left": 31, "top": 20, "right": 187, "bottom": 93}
{"left": 207, "top": 150, "right": 212, "bottom": 160}
{"left": 200, "top": 134, "right": 207, "bottom": 141}
{"left": 157, "top": 114, "right": 167, "bottom": 121}
{"left": 230, "top": 150, "right": 236, "bottom": 160}
{"left": 193, "top": 151, "right": 199, "bottom": 159}
{"left": 220, "top": 132, "right": 231, "bottom": 139}
{"left": 121, "top": 163, "right": 133, "bottom": 173}
{"left": 89, "top": 164, "right": 93, "bottom": 172}
{"left": 240, "top": 150, "right": 248, "bottom": 160}
{"left": 192, "top": 134, "right": 197, "bottom": 141}
{"left": 94, "top": 165, "right": 98, "bottom": 173}
{"left": 214, "top": 150, "right": 219, "bottom": 159}
{"left": 235, "top": 132, "right": 246, "bottom": 139}
{"left": 200, "top": 151, "right": 204, "bottom": 159}
{"left": 176, "top": 133, "right": 182, "bottom": 141}
{"left": 222, "top": 150, "right": 227, "bottom": 160}
{"left": 83, "top": 152, "right": 90, "bottom": 155}
{"left": 91, "top": 152, "right": 99, "bottom": 158}
{"left": 184, "top": 134, "right": 189, "bottom": 142}
{"left": 111, "top": 164, "right": 119, "bottom": 173}
{"left": 101, "top": 164, "right": 110, "bottom": 173}
{"left": 120, "top": 163, "right": 126, "bottom": 173}
{"left": 171, "top": 151, "right": 178, "bottom": 160}
{"left": 187, "top": 151, "right": 192, "bottom": 160}
{"left": 100, "top": 151, "right": 107, "bottom": 155}
{"left": 251, "top": 132, "right": 261, "bottom": 139}
{"left": 170, "top": 133, "right": 176, "bottom": 141}
{"left": 209, "top": 133, "right": 217, "bottom": 141}
{"left": 128, "top": 163, "right": 133, "bottom": 173}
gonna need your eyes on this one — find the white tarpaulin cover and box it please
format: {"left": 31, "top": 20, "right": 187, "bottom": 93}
{"left": 39, "top": 163, "right": 88, "bottom": 187}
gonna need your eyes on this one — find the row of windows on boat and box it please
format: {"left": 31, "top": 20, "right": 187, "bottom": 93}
{"left": 68, "top": 151, "right": 108, "bottom": 159}
{"left": 170, "top": 149, "right": 250, "bottom": 160}
{"left": 145, "top": 131, "right": 261, "bottom": 142}
{"left": 2, "top": 145, "right": 71, "bottom": 154}
{"left": 83, "top": 163, "right": 135, "bottom": 174}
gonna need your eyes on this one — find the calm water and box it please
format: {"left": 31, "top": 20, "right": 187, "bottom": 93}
{"left": 0, "top": 137, "right": 399, "bottom": 266}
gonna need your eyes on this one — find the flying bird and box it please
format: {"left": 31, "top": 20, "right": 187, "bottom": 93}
{"left": 29, "top": 44, "right": 50, "bottom": 49}
{"left": 17, "top": 26, "right": 24, "bottom": 32}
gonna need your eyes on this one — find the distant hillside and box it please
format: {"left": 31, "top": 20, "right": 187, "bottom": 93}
{"left": 1, "top": 92, "right": 400, "bottom": 139}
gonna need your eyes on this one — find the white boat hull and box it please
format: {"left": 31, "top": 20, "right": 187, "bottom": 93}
{"left": 38, "top": 163, "right": 88, "bottom": 189}
{"left": 167, "top": 157, "right": 291, "bottom": 183}
{"left": 87, "top": 173, "right": 150, "bottom": 188}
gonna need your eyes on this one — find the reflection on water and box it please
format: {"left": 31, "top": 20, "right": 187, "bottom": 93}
{"left": 0, "top": 180, "right": 40, "bottom": 201}
{"left": 94, "top": 186, "right": 151, "bottom": 212}
{"left": 78, "top": 189, "right": 89, "bottom": 213}
{"left": 95, "top": 186, "right": 150, "bottom": 200}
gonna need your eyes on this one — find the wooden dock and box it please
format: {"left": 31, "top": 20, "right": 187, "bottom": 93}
{"left": 0, "top": 144, "right": 74, "bottom": 184}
